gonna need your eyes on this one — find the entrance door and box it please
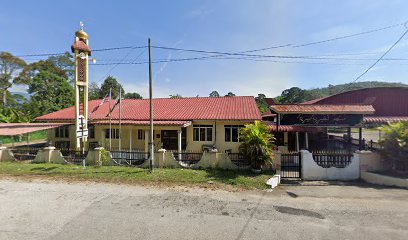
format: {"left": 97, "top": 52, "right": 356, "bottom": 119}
{"left": 161, "top": 129, "right": 186, "bottom": 151}
{"left": 280, "top": 152, "right": 302, "bottom": 179}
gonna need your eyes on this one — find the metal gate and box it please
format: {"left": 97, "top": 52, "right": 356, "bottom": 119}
{"left": 281, "top": 152, "right": 302, "bottom": 179}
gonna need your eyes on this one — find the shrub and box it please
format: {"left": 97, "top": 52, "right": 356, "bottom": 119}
{"left": 379, "top": 121, "right": 408, "bottom": 171}
{"left": 239, "top": 121, "right": 276, "bottom": 170}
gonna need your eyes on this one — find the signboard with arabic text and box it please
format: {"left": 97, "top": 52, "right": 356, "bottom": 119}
{"left": 278, "top": 114, "right": 363, "bottom": 127}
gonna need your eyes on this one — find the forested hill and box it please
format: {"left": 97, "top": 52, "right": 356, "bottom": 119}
{"left": 274, "top": 81, "right": 408, "bottom": 104}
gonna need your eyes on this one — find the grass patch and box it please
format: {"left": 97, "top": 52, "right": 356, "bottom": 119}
{"left": 0, "top": 162, "right": 274, "bottom": 190}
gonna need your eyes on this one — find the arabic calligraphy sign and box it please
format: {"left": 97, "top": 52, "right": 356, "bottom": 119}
{"left": 279, "top": 114, "right": 363, "bottom": 127}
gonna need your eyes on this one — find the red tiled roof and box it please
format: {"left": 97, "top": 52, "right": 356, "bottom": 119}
{"left": 92, "top": 120, "right": 192, "bottom": 127}
{"left": 71, "top": 40, "right": 91, "bottom": 54}
{"left": 302, "top": 87, "right": 408, "bottom": 117}
{"left": 264, "top": 121, "right": 322, "bottom": 133}
{"left": 0, "top": 123, "right": 70, "bottom": 136}
{"left": 363, "top": 116, "right": 408, "bottom": 124}
{"left": 270, "top": 104, "right": 375, "bottom": 114}
{"left": 35, "top": 97, "right": 261, "bottom": 122}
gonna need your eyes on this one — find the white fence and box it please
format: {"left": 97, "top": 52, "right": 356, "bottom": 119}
{"left": 301, "top": 150, "right": 360, "bottom": 180}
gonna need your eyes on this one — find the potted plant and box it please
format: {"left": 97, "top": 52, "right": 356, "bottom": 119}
{"left": 239, "top": 121, "right": 276, "bottom": 172}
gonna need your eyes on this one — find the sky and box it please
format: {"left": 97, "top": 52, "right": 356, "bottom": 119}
{"left": 1, "top": 0, "right": 408, "bottom": 98}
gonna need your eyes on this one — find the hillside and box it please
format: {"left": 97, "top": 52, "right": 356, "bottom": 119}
{"left": 274, "top": 81, "right": 408, "bottom": 104}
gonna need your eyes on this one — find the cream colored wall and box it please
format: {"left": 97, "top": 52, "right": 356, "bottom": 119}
{"left": 186, "top": 120, "right": 251, "bottom": 153}
{"left": 48, "top": 125, "right": 76, "bottom": 149}
{"left": 49, "top": 120, "right": 253, "bottom": 152}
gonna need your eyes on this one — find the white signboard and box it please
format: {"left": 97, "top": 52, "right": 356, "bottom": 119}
{"left": 76, "top": 129, "right": 89, "bottom": 138}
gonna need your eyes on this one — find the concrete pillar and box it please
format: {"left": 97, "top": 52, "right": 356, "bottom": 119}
{"left": 129, "top": 128, "right": 132, "bottom": 152}
{"left": 144, "top": 130, "right": 149, "bottom": 152}
{"left": 305, "top": 132, "right": 309, "bottom": 150}
{"left": 177, "top": 130, "right": 182, "bottom": 161}
{"left": 283, "top": 132, "right": 288, "bottom": 146}
{"left": 295, "top": 132, "right": 299, "bottom": 152}
{"left": 359, "top": 127, "right": 363, "bottom": 150}
{"left": 43, "top": 146, "right": 56, "bottom": 163}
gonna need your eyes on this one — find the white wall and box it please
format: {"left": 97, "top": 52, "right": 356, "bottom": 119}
{"left": 301, "top": 150, "right": 360, "bottom": 180}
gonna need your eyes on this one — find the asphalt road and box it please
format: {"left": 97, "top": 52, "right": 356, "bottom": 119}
{"left": 0, "top": 179, "right": 407, "bottom": 240}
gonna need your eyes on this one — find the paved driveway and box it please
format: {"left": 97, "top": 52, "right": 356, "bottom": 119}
{"left": 0, "top": 178, "right": 407, "bottom": 240}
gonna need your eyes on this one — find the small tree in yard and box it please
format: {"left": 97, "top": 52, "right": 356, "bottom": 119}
{"left": 379, "top": 121, "right": 408, "bottom": 171}
{"left": 239, "top": 121, "right": 276, "bottom": 170}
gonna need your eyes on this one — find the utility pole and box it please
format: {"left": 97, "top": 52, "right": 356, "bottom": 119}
{"left": 148, "top": 38, "right": 154, "bottom": 171}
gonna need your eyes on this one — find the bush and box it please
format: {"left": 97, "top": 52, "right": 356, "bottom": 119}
{"left": 239, "top": 121, "right": 276, "bottom": 170}
{"left": 379, "top": 121, "right": 408, "bottom": 171}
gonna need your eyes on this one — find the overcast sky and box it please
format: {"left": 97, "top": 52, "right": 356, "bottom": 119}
{"left": 1, "top": 0, "right": 408, "bottom": 98}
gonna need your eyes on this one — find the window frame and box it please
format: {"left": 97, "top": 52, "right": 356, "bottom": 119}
{"left": 137, "top": 129, "right": 145, "bottom": 140}
{"left": 193, "top": 125, "right": 213, "bottom": 142}
{"left": 224, "top": 125, "right": 244, "bottom": 143}
{"left": 55, "top": 126, "right": 69, "bottom": 138}
{"left": 105, "top": 128, "right": 120, "bottom": 139}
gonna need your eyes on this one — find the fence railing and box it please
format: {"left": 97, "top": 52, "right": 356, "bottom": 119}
{"left": 110, "top": 151, "right": 149, "bottom": 166}
{"left": 227, "top": 153, "right": 251, "bottom": 168}
{"left": 328, "top": 135, "right": 383, "bottom": 151}
{"left": 10, "top": 148, "right": 41, "bottom": 162}
{"left": 311, "top": 151, "right": 353, "bottom": 168}
{"left": 59, "top": 149, "right": 88, "bottom": 165}
{"left": 173, "top": 152, "right": 203, "bottom": 165}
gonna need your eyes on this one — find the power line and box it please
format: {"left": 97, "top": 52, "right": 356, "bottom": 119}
{"left": 292, "top": 21, "right": 408, "bottom": 48}
{"left": 352, "top": 28, "right": 408, "bottom": 83}
{"left": 10, "top": 20, "right": 407, "bottom": 58}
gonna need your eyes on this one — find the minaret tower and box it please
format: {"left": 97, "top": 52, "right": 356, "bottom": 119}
{"left": 71, "top": 22, "right": 91, "bottom": 150}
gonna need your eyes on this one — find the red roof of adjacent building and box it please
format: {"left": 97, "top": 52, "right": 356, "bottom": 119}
{"left": 264, "top": 121, "right": 322, "bottom": 133}
{"left": 92, "top": 120, "right": 192, "bottom": 127}
{"left": 0, "top": 123, "right": 70, "bottom": 136}
{"left": 270, "top": 104, "right": 375, "bottom": 114}
{"left": 303, "top": 87, "right": 408, "bottom": 117}
{"left": 363, "top": 116, "right": 408, "bottom": 124}
{"left": 35, "top": 96, "right": 261, "bottom": 122}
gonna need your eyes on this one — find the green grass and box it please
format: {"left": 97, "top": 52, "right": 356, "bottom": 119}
{"left": 0, "top": 130, "right": 47, "bottom": 144}
{"left": 0, "top": 162, "right": 274, "bottom": 190}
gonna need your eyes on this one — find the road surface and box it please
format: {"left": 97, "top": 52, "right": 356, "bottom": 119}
{"left": 0, "top": 178, "right": 407, "bottom": 240}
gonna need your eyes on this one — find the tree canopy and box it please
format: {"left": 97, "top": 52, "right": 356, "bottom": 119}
{"left": 0, "top": 52, "right": 27, "bottom": 107}
{"left": 225, "top": 92, "right": 236, "bottom": 97}
{"left": 100, "top": 76, "right": 125, "bottom": 99}
{"left": 209, "top": 91, "right": 220, "bottom": 97}
{"left": 27, "top": 71, "right": 74, "bottom": 117}
{"left": 124, "top": 92, "right": 143, "bottom": 99}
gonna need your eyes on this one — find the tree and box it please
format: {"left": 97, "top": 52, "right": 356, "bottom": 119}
{"left": 89, "top": 82, "right": 102, "bottom": 100}
{"left": 0, "top": 52, "right": 27, "bottom": 107}
{"left": 0, "top": 107, "right": 31, "bottom": 123}
{"left": 169, "top": 94, "right": 183, "bottom": 99}
{"left": 209, "top": 91, "right": 220, "bottom": 97}
{"left": 255, "top": 93, "right": 269, "bottom": 114}
{"left": 279, "top": 87, "right": 306, "bottom": 103}
{"left": 239, "top": 121, "right": 276, "bottom": 170}
{"left": 379, "top": 121, "right": 408, "bottom": 171}
{"left": 124, "top": 92, "right": 143, "bottom": 99}
{"left": 27, "top": 71, "right": 74, "bottom": 117}
{"left": 100, "top": 76, "right": 124, "bottom": 99}
{"left": 16, "top": 52, "right": 74, "bottom": 85}
{"left": 225, "top": 92, "right": 236, "bottom": 97}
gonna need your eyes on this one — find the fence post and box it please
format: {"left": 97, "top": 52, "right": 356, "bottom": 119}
{"left": 44, "top": 146, "right": 56, "bottom": 163}
{"left": 0, "top": 146, "right": 14, "bottom": 162}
